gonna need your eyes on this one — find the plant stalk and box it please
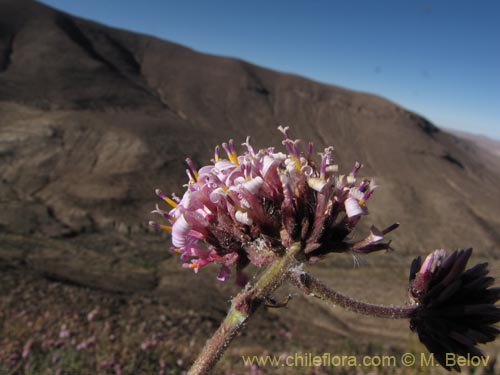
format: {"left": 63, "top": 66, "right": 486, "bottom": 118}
{"left": 187, "top": 242, "right": 303, "bottom": 375}
{"left": 289, "top": 269, "right": 417, "bottom": 319}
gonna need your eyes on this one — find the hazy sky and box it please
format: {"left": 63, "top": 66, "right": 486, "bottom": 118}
{"left": 39, "top": 0, "right": 500, "bottom": 139}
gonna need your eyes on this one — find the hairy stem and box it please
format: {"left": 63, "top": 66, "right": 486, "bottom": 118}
{"left": 187, "top": 242, "right": 303, "bottom": 375}
{"left": 289, "top": 269, "right": 417, "bottom": 319}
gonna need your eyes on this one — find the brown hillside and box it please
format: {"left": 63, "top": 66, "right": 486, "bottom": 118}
{"left": 1, "top": 0, "right": 498, "bottom": 257}
{"left": 1, "top": 1, "right": 500, "bottom": 372}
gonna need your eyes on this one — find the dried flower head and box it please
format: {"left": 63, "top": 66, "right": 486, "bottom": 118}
{"left": 151, "top": 127, "right": 396, "bottom": 282}
{"left": 409, "top": 248, "right": 500, "bottom": 371}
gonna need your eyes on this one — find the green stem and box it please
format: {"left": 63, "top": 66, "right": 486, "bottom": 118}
{"left": 289, "top": 269, "right": 417, "bottom": 319}
{"left": 187, "top": 242, "right": 303, "bottom": 375}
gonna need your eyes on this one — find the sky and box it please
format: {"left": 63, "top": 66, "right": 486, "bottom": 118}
{"left": 39, "top": 0, "right": 500, "bottom": 140}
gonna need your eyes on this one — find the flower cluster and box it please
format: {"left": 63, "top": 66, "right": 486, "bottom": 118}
{"left": 151, "top": 127, "right": 396, "bottom": 282}
{"left": 409, "top": 248, "right": 500, "bottom": 371}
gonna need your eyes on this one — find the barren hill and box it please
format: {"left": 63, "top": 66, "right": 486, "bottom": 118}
{"left": 1, "top": 0, "right": 499, "bottom": 256}
{"left": 1, "top": 1, "right": 500, "bottom": 371}
{"left": 447, "top": 128, "right": 500, "bottom": 158}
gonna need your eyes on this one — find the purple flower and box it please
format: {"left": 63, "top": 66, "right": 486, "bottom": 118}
{"left": 87, "top": 307, "right": 99, "bottom": 322}
{"left": 75, "top": 336, "right": 96, "bottom": 351}
{"left": 22, "top": 338, "right": 33, "bottom": 359}
{"left": 59, "top": 324, "right": 70, "bottom": 339}
{"left": 409, "top": 248, "right": 500, "bottom": 371}
{"left": 152, "top": 128, "right": 395, "bottom": 282}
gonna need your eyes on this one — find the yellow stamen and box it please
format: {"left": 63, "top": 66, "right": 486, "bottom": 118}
{"left": 189, "top": 263, "right": 199, "bottom": 269}
{"left": 163, "top": 196, "right": 178, "bottom": 208}
{"left": 229, "top": 152, "right": 239, "bottom": 165}
{"left": 174, "top": 248, "right": 182, "bottom": 253}
{"left": 290, "top": 155, "right": 302, "bottom": 171}
{"left": 359, "top": 199, "right": 365, "bottom": 207}
{"left": 160, "top": 225, "right": 172, "bottom": 232}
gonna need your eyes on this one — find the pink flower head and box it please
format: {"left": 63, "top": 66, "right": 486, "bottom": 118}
{"left": 151, "top": 128, "right": 396, "bottom": 282}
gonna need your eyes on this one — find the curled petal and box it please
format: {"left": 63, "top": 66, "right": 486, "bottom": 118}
{"left": 301, "top": 165, "right": 313, "bottom": 177}
{"left": 235, "top": 210, "right": 253, "bottom": 225}
{"left": 214, "top": 160, "right": 235, "bottom": 172}
{"left": 325, "top": 164, "right": 339, "bottom": 174}
{"left": 242, "top": 176, "right": 264, "bottom": 194}
{"left": 172, "top": 215, "right": 192, "bottom": 248}
{"left": 262, "top": 154, "right": 285, "bottom": 176}
{"left": 209, "top": 187, "right": 226, "bottom": 203}
{"left": 307, "top": 177, "right": 328, "bottom": 193}
{"left": 345, "top": 197, "right": 363, "bottom": 218}
{"left": 349, "top": 188, "right": 364, "bottom": 201}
